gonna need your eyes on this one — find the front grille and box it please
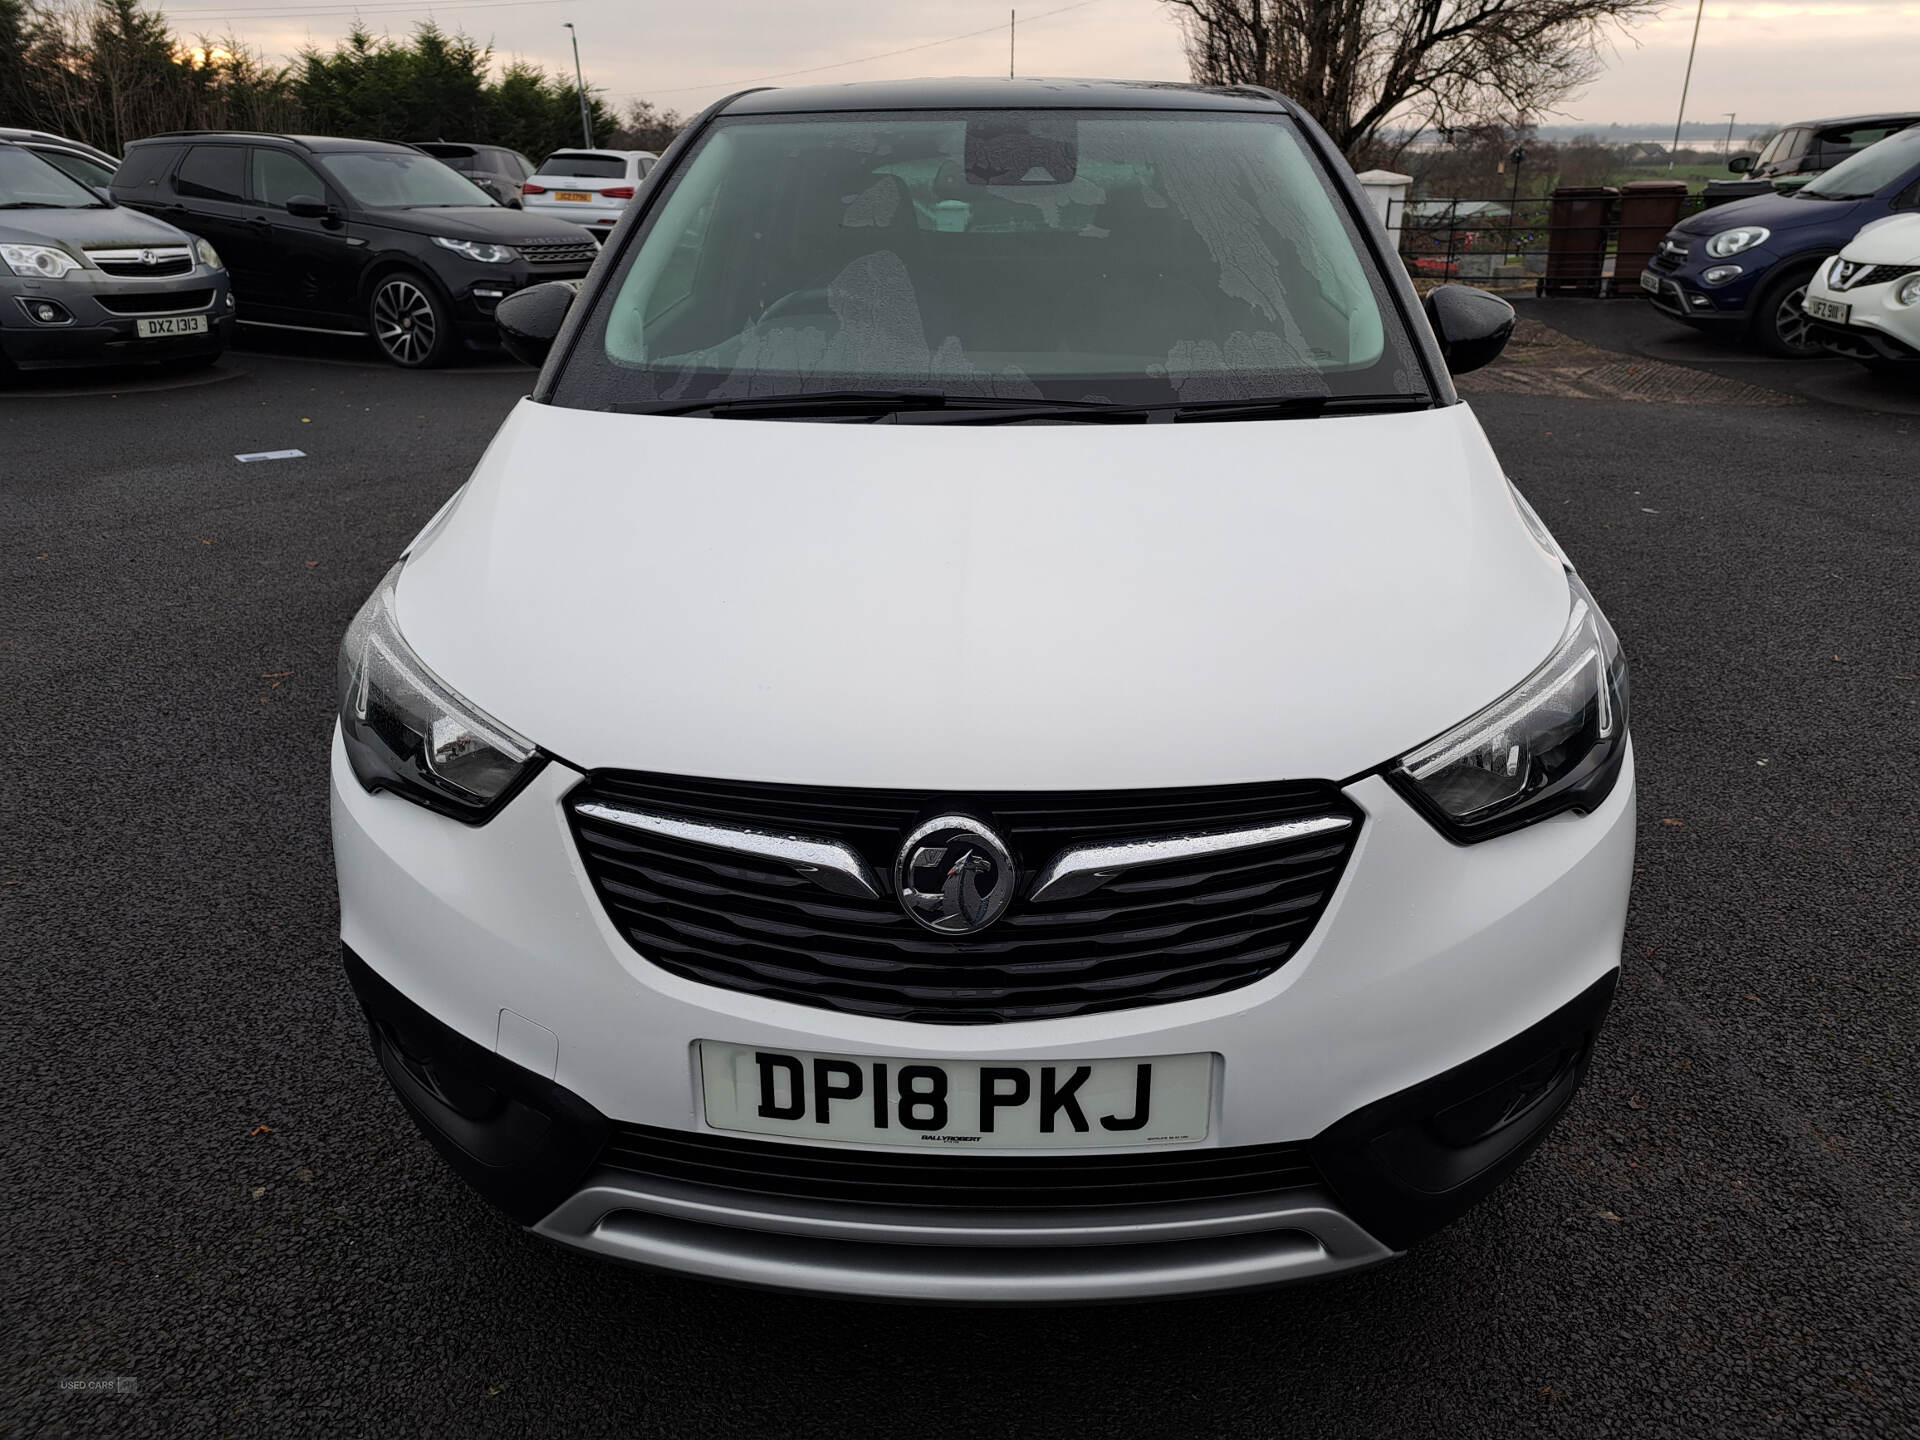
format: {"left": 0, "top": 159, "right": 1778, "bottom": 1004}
{"left": 1840, "top": 262, "right": 1919, "bottom": 290}
{"left": 519, "top": 239, "right": 598, "bottom": 266}
{"left": 95, "top": 288, "right": 213, "bottom": 316}
{"left": 87, "top": 247, "right": 194, "bottom": 278}
{"left": 1651, "top": 238, "right": 1688, "bottom": 272}
{"left": 602, "top": 1121, "right": 1321, "bottom": 1210}
{"left": 569, "top": 771, "right": 1361, "bottom": 1024}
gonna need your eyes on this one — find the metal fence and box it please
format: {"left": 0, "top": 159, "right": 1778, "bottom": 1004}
{"left": 1383, "top": 193, "right": 1712, "bottom": 296}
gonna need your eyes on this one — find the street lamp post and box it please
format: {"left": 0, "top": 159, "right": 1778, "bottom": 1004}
{"left": 1723, "top": 111, "right": 1737, "bottom": 158}
{"left": 1668, "top": 0, "right": 1706, "bottom": 171}
{"left": 563, "top": 22, "right": 592, "bottom": 148}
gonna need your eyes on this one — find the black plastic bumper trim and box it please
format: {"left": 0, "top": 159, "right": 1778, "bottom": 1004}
{"left": 1307, "top": 970, "right": 1618, "bottom": 1249}
{"left": 341, "top": 947, "right": 609, "bottom": 1224}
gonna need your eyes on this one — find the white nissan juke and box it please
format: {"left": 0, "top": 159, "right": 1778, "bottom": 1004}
{"left": 331, "top": 79, "right": 1634, "bottom": 1302}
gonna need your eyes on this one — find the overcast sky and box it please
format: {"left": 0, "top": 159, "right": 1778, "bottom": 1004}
{"left": 158, "top": 0, "right": 1920, "bottom": 132}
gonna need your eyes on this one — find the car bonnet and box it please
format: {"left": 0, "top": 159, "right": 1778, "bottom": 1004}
{"left": 0, "top": 203, "right": 195, "bottom": 253}
{"left": 393, "top": 400, "right": 1572, "bottom": 788}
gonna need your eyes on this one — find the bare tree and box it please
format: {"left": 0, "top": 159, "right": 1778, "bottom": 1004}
{"left": 609, "top": 97, "right": 683, "bottom": 154}
{"left": 1162, "top": 0, "right": 1659, "bottom": 161}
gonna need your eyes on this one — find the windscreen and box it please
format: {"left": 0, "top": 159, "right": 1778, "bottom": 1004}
{"left": 1800, "top": 124, "right": 1920, "bottom": 198}
{"left": 0, "top": 146, "right": 103, "bottom": 206}
{"left": 319, "top": 151, "right": 494, "bottom": 208}
{"left": 552, "top": 110, "right": 1424, "bottom": 412}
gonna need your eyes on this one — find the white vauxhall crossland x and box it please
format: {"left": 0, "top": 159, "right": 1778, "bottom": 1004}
{"left": 331, "top": 79, "right": 1634, "bottom": 1302}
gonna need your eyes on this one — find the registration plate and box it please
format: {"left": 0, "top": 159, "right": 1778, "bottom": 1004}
{"left": 1804, "top": 294, "right": 1849, "bottom": 324}
{"left": 699, "top": 1042, "right": 1213, "bottom": 1150}
{"left": 1638, "top": 269, "right": 1664, "bottom": 295}
{"left": 136, "top": 315, "right": 205, "bottom": 338}
{"left": 555, "top": 191, "right": 592, "bottom": 202}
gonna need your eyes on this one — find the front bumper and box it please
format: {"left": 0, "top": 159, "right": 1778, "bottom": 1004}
{"left": 442, "top": 262, "right": 593, "bottom": 343}
{"left": 1803, "top": 281, "right": 1920, "bottom": 363}
{"left": 332, "top": 730, "right": 1635, "bottom": 1300}
{"left": 1640, "top": 263, "right": 1755, "bottom": 327}
{"left": 1, "top": 268, "right": 231, "bottom": 369}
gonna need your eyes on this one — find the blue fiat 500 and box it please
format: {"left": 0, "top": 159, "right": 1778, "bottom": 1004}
{"left": 1641, "top": 123, "right": 1920, "bottom": 355}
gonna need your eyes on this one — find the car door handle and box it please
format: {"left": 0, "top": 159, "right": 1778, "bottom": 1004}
{"left": 246, "top": 216, "right": 273, "bottom": 231}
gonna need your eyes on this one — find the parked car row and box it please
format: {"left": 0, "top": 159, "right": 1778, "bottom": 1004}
{"left": 1, "top": 128, "right": 663, "bottom": 375}
{"left": 1643, "top": 118, "right": 1920, "bottom": 367}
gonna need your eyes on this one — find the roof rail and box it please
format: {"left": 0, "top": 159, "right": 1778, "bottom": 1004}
{"left": 136, "top": 129, "right": 308, "bottom": 147}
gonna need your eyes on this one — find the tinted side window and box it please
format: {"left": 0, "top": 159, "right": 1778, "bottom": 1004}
{"left": 1822, "top": 124, "right": 1902, "bottom": 152}
{"left": 176, "top": 145, "right": 246, "bottom": 201}
{"left": 251, "top": 148, "right": 327, "bottom": 208}
{"left": 113, "top": 143, "right": 183, "bottom": 190}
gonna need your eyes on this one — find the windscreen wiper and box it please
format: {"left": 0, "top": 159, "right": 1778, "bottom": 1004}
{"left": 636, "top": 390, "right": 1119, "bottom": 420}
{"left": 890, "top": 392, "right": 1435, "bottom": 424}
{"left": 635, "top": 390, "right": 1432, "bottom": 423}
{"left": 1164, "top": 393, "right": 1434, "bottom": 423}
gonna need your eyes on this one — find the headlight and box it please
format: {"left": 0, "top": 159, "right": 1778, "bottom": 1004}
{"left": 432, "top": 235, "right": 518, "bottom": 264}
{"left": 1701, "top": 264, "right": 1742, "bottom": 286}
{"left": 1705, "top": 226, "right": 1769, "bottom": 258}
{"left": 338, "top": 562, "right": 540, "bottom": 821}
{"left": 0, "top": 243, "right": 84, "bottom": 278}
{"left": 194, "top": 237, "right": 224, "bottom": 270}
{"left": 1391, "top": 573, "right": 1629, "bottom": 842}
{"left": 1896, "top": 275, "right": 1920, "bottom": 307}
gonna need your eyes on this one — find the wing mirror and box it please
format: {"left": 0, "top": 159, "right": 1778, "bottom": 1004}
{"left": 285, "top": 194, "right": 336, "bottom": 220}
{"left": 1728, "top": 154, "right": 1754, "bottom": 174}
{"left": 495, "top": 280, "right": 578, "bottom": 368}
{"left": 1424, "top": 285, "right": 1515, "bottom": 376}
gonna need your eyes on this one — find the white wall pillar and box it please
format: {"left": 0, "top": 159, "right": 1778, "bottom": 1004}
{"left": 1355, "top": 169, "right": 1412, "bottom": 252}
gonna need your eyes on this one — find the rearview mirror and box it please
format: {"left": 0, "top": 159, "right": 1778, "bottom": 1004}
{"left": 495, "top": 280, "right": 578, "bottom": 368}
{"left": 285, "top": 193, "right": 334, "bottom": 220}
{"left": 1728, "top": 154, "right": 1753, "bottom": 174}
{"left": 1424, "top": 285, "right": 1515, "bottom": 376}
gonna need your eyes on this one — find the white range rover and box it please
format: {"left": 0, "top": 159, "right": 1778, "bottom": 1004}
{"left": 331, "top": 78, "right": 1634, "bottom": 1302}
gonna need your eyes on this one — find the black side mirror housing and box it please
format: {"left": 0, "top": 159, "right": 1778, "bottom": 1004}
{"left": 1728, "top": 154, "right": 1753, "bottom": 174}
{"left": 285, "top": 193, "right": 334, "bottom": 220}
{"left": 1425, "top": 285, "right": 1515, "bottom": 375}
{"left": 496, "top": 280, "right": 579, "bottom": 368}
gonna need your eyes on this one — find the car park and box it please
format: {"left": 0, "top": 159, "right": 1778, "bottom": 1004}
{"left": 412, "top": 141, "right": 538, "bottom": 208}
{"left": 522, "top": 148, "right": 657, "bottom": 241}
{"left": 1642, "top": 121, "right": 1920, "bottom": 355}
{"left": 110, "top": 131, "right": 601, "bottom": 367}
{"left": 333, "top": 78, "right": 1634, "bottom": 1302}
{"left": 0, "top": 139, "right": 230, "bottom": 377}
{"left": 0, "top": 127, "right": 121, "bottom": 191}
{"left": 1803, "top": 212, "right": 1920, "bottom": 370}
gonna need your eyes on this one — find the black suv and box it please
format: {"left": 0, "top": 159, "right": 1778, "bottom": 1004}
{"left": 412, "top": 142, "right": 536, "bottom": 207}
{"left": 111, "top": 132, "right": 600, "bottom": 366}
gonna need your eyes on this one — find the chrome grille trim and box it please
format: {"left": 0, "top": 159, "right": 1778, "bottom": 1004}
{"left": 573, "top": 800, "right": 881, "bottom": 898}
{"left": 1029, "top": 815, "right": 1356, "bottom": 903}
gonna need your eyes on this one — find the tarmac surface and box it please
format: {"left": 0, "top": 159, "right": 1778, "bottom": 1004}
{"left": 4, "top": 319, "right": 1916, "bottom": 1437}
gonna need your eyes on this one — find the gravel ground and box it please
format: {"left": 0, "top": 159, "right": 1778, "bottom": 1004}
{"left": 3, "top": 332, "right": 1915, "bottom": 1438}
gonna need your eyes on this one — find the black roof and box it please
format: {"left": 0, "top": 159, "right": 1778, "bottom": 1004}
{"left": 720, "top": 77, "right": 1293, "bottom": 116}
{"left": 127, "top": 131, "right": 420, "bottom": 154}
{"left": 1790, "top": 112, "right": 1920, "bottom": 131}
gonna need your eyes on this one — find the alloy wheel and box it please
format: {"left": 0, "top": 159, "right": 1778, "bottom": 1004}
{"left": 1775, "top": 283, "right": 1817, "bottom": 354}
{"left": 373, "top": 278, "right": 438, "bottom": 366}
